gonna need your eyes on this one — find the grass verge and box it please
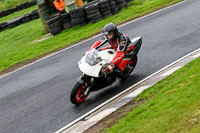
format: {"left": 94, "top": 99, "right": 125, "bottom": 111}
{"left": 84, "top": 57, "right": 200, "bottom": 133}
{"left": 0, "top": 0, "right": 183, "bottom": 74}
{"left": 103, "top": 57, "right": 200, "bottom": 133}
{"left": 0, "top": 5, "right": 38, "bottom": 24}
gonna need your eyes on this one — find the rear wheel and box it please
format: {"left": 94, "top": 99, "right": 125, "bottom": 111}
{"left": 70, "top": 82, "right": 90, "bottom": 105}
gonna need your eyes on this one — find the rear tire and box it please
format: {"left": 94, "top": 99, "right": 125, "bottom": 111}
{"left": 70, "top": 82, "right": 90, "bottom": 105}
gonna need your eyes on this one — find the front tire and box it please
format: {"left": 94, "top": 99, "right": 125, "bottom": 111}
{"left": 70, "top": 82, "right": 90, "bottom": 105}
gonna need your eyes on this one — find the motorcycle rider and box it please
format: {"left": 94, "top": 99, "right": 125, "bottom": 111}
{"left": 89, "top": 23, "right": 134, "bottom": 78}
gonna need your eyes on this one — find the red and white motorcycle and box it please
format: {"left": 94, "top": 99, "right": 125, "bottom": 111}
{"left": 70, "top": 37, "right": 142, "bottom": 105}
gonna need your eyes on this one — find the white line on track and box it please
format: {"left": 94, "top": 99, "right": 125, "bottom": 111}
{"left": 125, "top": 85, "right": 152, "bottom": 98}
{"left": 160, "top": 66, "right": 181, "bottom": 77}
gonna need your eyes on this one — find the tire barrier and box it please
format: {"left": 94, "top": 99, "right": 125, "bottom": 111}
{"left": 107, "top": 0, "right": 120, "bottom": 15}
{"left": 31, "top": 10, "right": 39, "bottom": 19}
{"left": 47, "top": 16, "right": 63, "bottom": 35}
{"left": 0, "top": 0, "right": 37, "bottom": 18}
{"left": 7, "top": 17, "right": 22, "bottom": 28}
{"left": 0, "top": 9, "right": 39, "bottom": 32}
{"left": 46, "top": 0, "right": 128, "bottom": 35}
{"left": 87, "top": 0, "right": 97, "bottom": 3}
{"left": 115, "top": 0, "right": 127, "bottom": 10}
{"left": 98, "top": 0, "right": 112, "bottom": 18}
{"left": 85, "top": 3, "right": 102, "bottom": 23}
{"left": 0, "top": 23, "right": 8, "bottom": 31}
{"left": 69, "top": 7, "right": 87, "bottom": 26}
{"left": 60, "top": 13, "right": 72, "bottom": 29}
{"left": 1, "top": 0, "right": 129, "bottom": 34}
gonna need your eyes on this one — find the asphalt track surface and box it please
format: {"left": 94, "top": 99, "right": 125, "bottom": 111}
{"left": 0, "top": 0, "right": 200, "bottom": 132}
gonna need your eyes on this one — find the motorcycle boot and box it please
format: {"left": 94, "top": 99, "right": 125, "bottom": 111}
{"left": 105, "top": 73, "right": 116, "bottom": 84}
{"left": 113, "top": 64, "right": 131, "bottom": 80}
{"left": 122, "top": 64, "right": 133, "bottom": 79}
{"left": 112, "top": 67, "right": 124, "bottom": 79}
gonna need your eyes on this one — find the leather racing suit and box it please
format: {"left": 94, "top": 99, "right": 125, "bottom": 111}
{"left": 90, "top": 32, "right": 134, "bottom": 71}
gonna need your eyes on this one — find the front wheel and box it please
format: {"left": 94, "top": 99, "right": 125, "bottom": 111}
{"left": 70, "top": 81, "right": 90, "bottom": 105}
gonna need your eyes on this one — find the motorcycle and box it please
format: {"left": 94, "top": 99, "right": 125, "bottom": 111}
{"left": 70, "top": 37, "right": 142, "bottom": 105}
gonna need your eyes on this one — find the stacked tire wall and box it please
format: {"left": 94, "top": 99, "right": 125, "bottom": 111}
{"left": 70, "top": 7, "right": 87, "bottom": 26}
{"left": 108, "top": 0, "right": 120, "bottom": 15}
{"left": 47, "top": 16, "right": 63, "bottom": 35}
{"left": 115, "top": 0, "right": 127, "bottom": 10}
{"left": 60, "top": 13, "right": 72, "bottom": 29}
{"left": 47, "top": 0, "right": 129, "bottom": 35}
{"left": 98, "top": 0, "right": 112, "bottom": 18}
{"left": 0, "top": 0, "right": 37, "bottom": 18}
{"left": 85, "top": 3, "right": 103, "bottom": 23}
{"left": 1, "top": 0, "right": 130, "bottom": 33}
{"left": 0, "top": 10, "right": 39, "bottom": 32}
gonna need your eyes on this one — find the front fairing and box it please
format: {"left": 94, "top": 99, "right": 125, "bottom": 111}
{"left": 78, "top": 49, "right": 116, "bottom": 77}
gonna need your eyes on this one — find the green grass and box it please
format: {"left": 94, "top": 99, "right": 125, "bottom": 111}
{"left": 0, "top": 5, "right": 38, "bottom": 23}
{"left": 105, "top": 57, "right": 200, "bottom": 133}
{"left": 0, "top": 19, "right": 44, "bottom": 70}
{"left": 0, "top": 0, "right": 33, "bottom": 11}
{"left": 0, "top": 0, "right": 183, "bottom": 72}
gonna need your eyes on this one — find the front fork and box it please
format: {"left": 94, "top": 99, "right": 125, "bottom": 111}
{"left": 77, "top": 73, "right": 94, "bottom": 94}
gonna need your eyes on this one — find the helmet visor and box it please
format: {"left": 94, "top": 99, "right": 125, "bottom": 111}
{"left": 104, "top": 32, "right": 114, "bottom": 40}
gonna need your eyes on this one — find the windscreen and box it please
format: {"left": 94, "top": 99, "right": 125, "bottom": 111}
{"left": 85, "top": 49, "right": 100, "bottom": 66}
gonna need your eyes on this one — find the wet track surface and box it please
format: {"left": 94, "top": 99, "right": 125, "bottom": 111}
{"left": 0, "top": 0, "right": 200, "bottom": 132}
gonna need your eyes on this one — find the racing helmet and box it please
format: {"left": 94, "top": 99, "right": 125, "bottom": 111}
{"left": 103, "top": 23, "right": 119, "bottom": 42}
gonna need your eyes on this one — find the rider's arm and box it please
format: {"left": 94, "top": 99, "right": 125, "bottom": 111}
{"left": 89, "top": 40, "right": 101, "bottom": 51}
{"left": 89, "top": 36, "right": 108, "bottom": 51}
{"left": 111, "top": 51, "right": 124, "bottom": 65}
{"left": 105, "top": 49, "right": 124, "bottom": 73}
{"left": 110, "top": 36, "right": 128, "bottom": 65}
{"left": 101, "top": 46, "right": 111, "bottom": 50}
